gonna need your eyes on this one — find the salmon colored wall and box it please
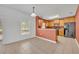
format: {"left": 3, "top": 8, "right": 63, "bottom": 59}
{"left": 37, "top": 29, "right": 57, "bottom": 41}
{"left": 76, "top": 6, "right": 79, "bottom": 43}
{"left": 36, "top": 16, "right": 57, "bottom": 42}
{"left": 38, "top": 19, "right": 43, "bottom": 28}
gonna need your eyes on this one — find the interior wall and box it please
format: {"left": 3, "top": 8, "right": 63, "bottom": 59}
{"left": 0, "top": 6, "right": 35, "bottom": 44}
{"left": 36, "top": 16, "right": 57, "bottom": 42}
{"left": 76, "top": 6, "right": 79, "bottom": 44}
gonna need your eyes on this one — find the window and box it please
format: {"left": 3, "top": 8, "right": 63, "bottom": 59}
{"left": 0, "top": 22, "right": 3, "bottom": 40}
{"left": 21, "top": 22, "right": 29, "bottom": 35}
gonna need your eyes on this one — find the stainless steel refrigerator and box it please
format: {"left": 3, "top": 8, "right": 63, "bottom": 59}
{"left": 64, "top": 22, "right": 75, "bottom": 38}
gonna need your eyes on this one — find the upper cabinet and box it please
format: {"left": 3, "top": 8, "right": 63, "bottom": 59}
{"left": 64, "top": 16, "right": 75, "bottom": 23}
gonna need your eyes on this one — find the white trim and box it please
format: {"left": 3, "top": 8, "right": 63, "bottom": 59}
{"left": 75, "top": 39, "right": 79, "bottom": 48}
{"left": 36, "top": 36, "right": 57, "bottom": 44}
{"left": 21, "top": 32, "right": 30, "bottom": 35}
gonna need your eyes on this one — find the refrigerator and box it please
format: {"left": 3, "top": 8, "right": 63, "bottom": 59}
{"left": 64, "top": 22, "right": 75, "bottom": 38}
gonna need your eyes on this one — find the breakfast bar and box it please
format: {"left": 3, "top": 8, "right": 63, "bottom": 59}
{"left": 36, "top": 16, "right": 57, "bottom": 43}
{"left": 37, "top": 28, "right": 57, "bottom": 42}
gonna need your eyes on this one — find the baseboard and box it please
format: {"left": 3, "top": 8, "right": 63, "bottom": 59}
{"left": 36, "top": 36, "right": 57, "bottom": 44}
{"left": 75, "top": 39, "right": 79, "bottom": 48}
{"left": 3, "top": 35, "right": 35, "bottom": 45}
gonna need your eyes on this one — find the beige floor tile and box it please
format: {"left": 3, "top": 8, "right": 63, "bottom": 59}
{"left": 0, "top": 36, "right": 79, "bottom": 54}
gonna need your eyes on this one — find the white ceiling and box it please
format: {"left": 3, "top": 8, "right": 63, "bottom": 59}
{"left": 0, "top": 4, "right": 78, "bottom": 19}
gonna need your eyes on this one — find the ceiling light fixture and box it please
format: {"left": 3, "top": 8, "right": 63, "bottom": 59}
{"left": 31, "top": 6, "right": 37, "bottom": 17}
{"left": 48, "top": 15, "right": 60, "bottom": 19}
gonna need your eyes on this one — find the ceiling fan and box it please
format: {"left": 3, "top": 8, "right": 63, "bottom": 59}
{"left": 31, "top": 6, "right": 37, "bottom": 17}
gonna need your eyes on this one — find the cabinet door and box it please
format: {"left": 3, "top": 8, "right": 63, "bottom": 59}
{"left": 59, "top": 28, "right": 64, "bottom": 36}
{"left": 59, "top": 20, "right": 64, "bottom": 36}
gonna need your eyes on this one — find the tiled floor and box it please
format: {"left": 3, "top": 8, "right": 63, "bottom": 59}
{"left": 0, "top": 36, "right": 79, "bottom": 54}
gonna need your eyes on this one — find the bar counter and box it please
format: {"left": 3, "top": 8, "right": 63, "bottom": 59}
{"left": 36, "top": 28, "right": 57, "bottom": 43}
